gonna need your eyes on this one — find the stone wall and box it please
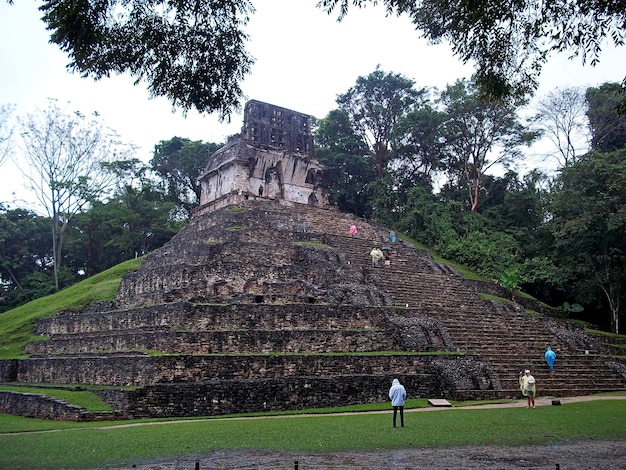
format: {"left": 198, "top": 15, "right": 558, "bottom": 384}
{"left": 123, "top": 355, "right": 498, "bottom": 418}
{"left": 126, "top": 376, "right": 427, "bottom": 418}
{"left": 2, "top": 354, "right": 499, "bottom": 420}
{"left": 12, "top": 354, "right": 451, "bottom": 386}
{"left": 0, "top": 391, "right": 95, "bottom": 421}
{"left": 26, "top": 302, "right": 454, "bottom": 356}
{"left": 24, "top": 329, "right": 398, "bottom": 355}
{"left": 33, "top": 303, "right": 397, "bottom": 336}
{"left": 198, "top": 100, "right": 328, "bottom": 209}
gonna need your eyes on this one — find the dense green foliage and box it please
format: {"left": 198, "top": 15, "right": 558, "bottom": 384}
{"left": 0, "top": 400, "right": 624, "bottom": 468}
{"left": 151, "top": 137, "right": 222, "bottom": 218}
{"left": 0, "top": 133, "right": 212, "bottom": 311}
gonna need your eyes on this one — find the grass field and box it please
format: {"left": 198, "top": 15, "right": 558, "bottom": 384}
{"left": 0, "top": 399, "right": 625, "bottom": 469}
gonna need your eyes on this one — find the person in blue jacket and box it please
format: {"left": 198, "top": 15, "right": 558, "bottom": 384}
{"left": 389, "top": 378, "right": 407, "bottom": 427}
{"left": 545, "top": 346, "right": 557, "bottom": 373}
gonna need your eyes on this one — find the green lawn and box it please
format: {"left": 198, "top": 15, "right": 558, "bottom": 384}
{"left": 0, "top": 258, "right": 143, "bottom": 358}
{"left": 0, "top": 399, "right": 624, "bottom": 469}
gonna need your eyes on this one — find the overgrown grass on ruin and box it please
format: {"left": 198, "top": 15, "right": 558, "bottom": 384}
{"left": 0, "top": 399, "right": 624, "bottom": 469}
{"left": 0, "top": 385, "right": 113, "bottom": 411}
{"left": 294, "top": 241, "right": 330, "bottom": 248}
{"left": 0, "top": 257, "right": 144, "bottom": 359}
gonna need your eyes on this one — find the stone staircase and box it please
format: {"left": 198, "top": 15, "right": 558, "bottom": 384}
{"left": 0, "top": 199, "right": 624, "bottom": 420}
{"left": 318, "top": 232, "right": 624, "bottom": 398}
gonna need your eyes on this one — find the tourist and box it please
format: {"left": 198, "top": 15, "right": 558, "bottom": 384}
{"left": 390, "top": 230, "right": 396, "bottom": 243}
{"left": 382, "top": 247, "right": 392, "bottom": 267}
{"left": 520, "top": 369, "right": 536, "bottom": 408}
{"left": 545, "top": 347, "right": 557, "bottom": 373}
{"left": 370, "top": 247, "right": 383, "bottom": 267}
{"left": 349, "top": 223, "right": 358, "bottom": 238}
{"left": 389, "top": 378, "right": 407, "bottom": 427}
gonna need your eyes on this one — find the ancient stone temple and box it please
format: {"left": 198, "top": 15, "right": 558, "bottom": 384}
{"left": 0, "top": 101, "right": 624, "bottom": 422}
{"left": 195, "top": 100, "right": 329, "bottom": 216}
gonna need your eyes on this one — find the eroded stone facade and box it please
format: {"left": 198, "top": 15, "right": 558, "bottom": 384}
{"left": 197, "top": 100, "right": 328, "bottom": 214}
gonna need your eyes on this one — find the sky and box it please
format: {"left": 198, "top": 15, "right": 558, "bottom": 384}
{"left": 1, "top": 0, "right": 624, "bottom": 210}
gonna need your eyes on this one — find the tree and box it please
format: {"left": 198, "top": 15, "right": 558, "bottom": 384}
{"left": 0, "top": 205, "right": 58, "bottom": 311}
{"left": 18, "top": 99, "right": 133, "bottom": 290}
{"left": 315, "top": 110, "right": 375, "bottom": 218}
{"left": 71, "top": 187, "right": 182, "bottom": 276}
{"left": 0, "top": 206, "right": 51, "bottom": 288}
{"left": 337, "top": 67, "right": 426, "bottom": 179}
{"left": 319, "top": 0, "right": 625, "bottom": 100}
{"left": 586, "top": 82, "right": 626, "bottom": 153}
{"left": 439, "top": 79, "right": 532, "bottom": 213}
{"left": 151, "top": 137, "right": 221, "bottom": 218}
{"left": 19, "top": 0, "right": 256, "bottom": 117}
{"left": 486, "top": 170, "right": 551, "bottom": 256}
{"left": 0, "top": 104, "right": 14, "bottom": 166}
{"left": 391, "top": 104, "right": 446, "bottom": 192}
{"left": 532, "top": 87, "right": 590, "bottom": 168}
{"left": 549, "top": 149, "right": 626, "bottom": 333}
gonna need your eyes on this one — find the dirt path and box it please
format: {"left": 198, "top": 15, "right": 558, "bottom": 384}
{"left": 100, "top": 395, "right": 626, "bottom": 470}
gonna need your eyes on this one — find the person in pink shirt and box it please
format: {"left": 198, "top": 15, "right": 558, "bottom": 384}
{"left": 349, "top": 223, "right": 357, "bottom": 238}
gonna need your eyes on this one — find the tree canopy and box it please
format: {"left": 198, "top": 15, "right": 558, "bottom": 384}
{"left": 8, "top": 0, "right": 623, "bottom": 113}
{"left": 151, "top": 137, "right": 221, "bottom": 218}
{"left": 337, "top": 67, "right": 426, "bottom": 178}
{"left": 319, "top": 0, "right": 625, "bottom": 100}
{"left": 34, "top": 0, "right": 255, "bottom": 117}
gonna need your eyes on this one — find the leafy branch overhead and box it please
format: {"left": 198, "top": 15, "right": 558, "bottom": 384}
{"left": 6, "top": 0, "right": 623, "bottom": 114}
{"left": 38, "top": 0, "right": 256, "bottom": 117}
{"left": 318, "top": 0, "right": 625, "bottom": 100}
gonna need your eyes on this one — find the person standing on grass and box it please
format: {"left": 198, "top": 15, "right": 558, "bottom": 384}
{"left": 545, "top": 347, "right": 557, "bottom": 373}
{"left": 520, "top": 369, "right": 536, "bottom": 408}
{"left": 389, "top": 378, "right": 407, "bottom": 427}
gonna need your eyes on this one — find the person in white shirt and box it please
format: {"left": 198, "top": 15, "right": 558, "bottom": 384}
{"left": 389, "top": 378, "right": 407, "bottom": 427}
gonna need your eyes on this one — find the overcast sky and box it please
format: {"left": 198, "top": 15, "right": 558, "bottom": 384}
{"left": 1, "top": 0, "right": 624, "bottom": 209}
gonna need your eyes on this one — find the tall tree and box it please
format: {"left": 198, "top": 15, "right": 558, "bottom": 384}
{"left": 586, "top": 82, "right": 626, "bottom": 152}
{"left": 0, "top": 104, "right": 14, "bottom": 166}
{"left": 550, "top": 149, "right": 626, "bottom": 333}
{"left": 314, "top": 109, "right": 375, "bottom": 218}
{"left": 337, "top": 67, "right": 426, "bottom": 179}
{"left": 391, "top": 104, "right": 446, "bottom": 192}
{"left": 151, "top": 137, "right": 221, "bottom": 218}
{"left": 319, "top": 0, "right": 625, "bottom": 101}
{"left": 439, "top": 79, "right": 532, "bottom": 213}
{"left": 532, "top": 87, "right": 590, "bottom": 168}
{"left": 17, "top": 99, "right": 133, "bottom": 290}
